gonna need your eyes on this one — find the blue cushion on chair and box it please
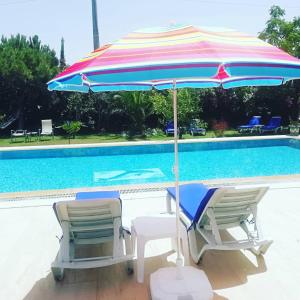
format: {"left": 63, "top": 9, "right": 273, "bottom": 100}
{"left": 167, "top": 183, "right": 217, "bottom": 223}
{"left": 76, "top": 190, "right": 120, "bottom": 200}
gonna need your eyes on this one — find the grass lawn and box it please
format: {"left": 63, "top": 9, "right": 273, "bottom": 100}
{"left": 0, "top": 130, "right": 254, "bottom": 147}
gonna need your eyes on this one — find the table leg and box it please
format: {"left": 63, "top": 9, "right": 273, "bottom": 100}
{"left": 171, "top": 237, "right": 177, "bottom": 251}
{"left": 136, "top": 237, "right": 146, "bottom": 283}
{"left": 166, "top": 193, "right": 172, "bottom": 214}
{"left": 131, "top": 226, "right": 136, "bottom": 253}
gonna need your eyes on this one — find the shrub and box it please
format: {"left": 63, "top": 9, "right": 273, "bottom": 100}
{"left": 212, "top": 120, "right": 229, "bottom": 137}
{"left": 62, "top": 121, "right": 82, "bottom": 142}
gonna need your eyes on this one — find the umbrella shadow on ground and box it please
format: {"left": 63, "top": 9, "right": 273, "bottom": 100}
{"left": 23, "top": 249, "right": 227, "bottom": 300}
{"left": 23, "top": 261, "right": 146, "bottom": 300}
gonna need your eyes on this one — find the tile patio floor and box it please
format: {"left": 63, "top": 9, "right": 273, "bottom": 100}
{"left": 1, "top": 182, "right": 300, "bottom": 300}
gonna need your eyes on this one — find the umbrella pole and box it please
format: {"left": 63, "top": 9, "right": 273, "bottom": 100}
{"left": 150, "top": 81, "right": 213, "bottom": 300}
{"left": 172, "top": 79, "right": 183, "bottom": 275}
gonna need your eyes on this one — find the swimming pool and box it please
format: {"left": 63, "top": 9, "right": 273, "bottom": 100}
{"left": 0, "top": 138, "right": 300, "bottom": 193}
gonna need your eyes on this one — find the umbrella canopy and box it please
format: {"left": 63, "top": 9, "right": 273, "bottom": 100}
{"left": 48, "top": 25, "right": 300, "bottom": 92}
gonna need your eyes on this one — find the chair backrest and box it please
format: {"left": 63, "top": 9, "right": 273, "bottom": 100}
{"left": 198, "top": 187, "right": 268, "bottom": 229}
{"left": 268, "top": 116, "right": 281, "bottom": 127}
{"left": 41, "top": 119, "right": 53, "bottom": 133}
{"left": 249, "top": 116, "right": 261, "bottom": 126}
{"left": 13, "top": 129, "right": 25, "bottom": 134}
{"left": 190, "top": 119, "right": 201, "bottom": 128}
{"left": 166, "top": 121, "right": 174, "bottom": 130}
{"left": 54, "top": 198, "right": 122, "bottom": 242}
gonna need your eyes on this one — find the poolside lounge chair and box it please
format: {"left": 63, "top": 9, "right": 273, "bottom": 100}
{"left": 51, "top": 191, "right": 133, "bottom": 280}
{"left": 166, "top": 183, "right": 273, "bottom": 264}
{"left": 237, "top": 116, "right": 261, "bottom": 133}
{"left": 10, "top": 129, "right": 26, "bottom": 142}
{"left": 260, "top": 116, "right": 282, "bottom": 134}
{"left": 165, "top": 120, "right": 175, "bottom": 136}
{"left": 39, "top": 119, "right": 54, "bottom": 139}
{"left": 189, "top": 119, "right": 206, "bottom": 136}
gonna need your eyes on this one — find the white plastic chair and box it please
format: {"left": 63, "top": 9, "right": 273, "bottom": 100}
{"left": 167, "top": 185, "right": 273, "bottom": 263}
{"left": 10, "top": 129, "right": 26, "bottom": 142}
{"left": 39, "top": 119, "right": 54, "bottom": 139}
{"left": 51, "top": 198, "right": 133, "bottom": 280}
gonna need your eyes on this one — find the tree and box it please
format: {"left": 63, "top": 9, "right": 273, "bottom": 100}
{"left": 259, "top": 5, "right": 300, "bottom": 122}
{"left": 200, "top": 87, "right": 256, "bottom": 127}
{"left": 0, "top": 35, "right": 59, "bottom": 129}
{"left": 151, "top": 88, "right": 201, "bottom": 127}
{"left": 59, "top": 37, "right": 66, "bottom": 70}
{"left": 64, "top": 92, "right": 96, "bottom": 123}
{"left": 113, "top": 91, "right": 154, "bottom": 134}
{"left": 259, "top": 6, "right": 300, "bottom": 57}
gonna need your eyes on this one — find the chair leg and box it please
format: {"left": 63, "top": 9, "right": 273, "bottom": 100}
{"left": 171, "top": 237, "right": 177, "bottom": 251}
{"left": 187, "top": 228, "right": 208, "bottom": 264}
{"left": 250, "top": 240, "right": 273, "bottom": 256}
{"left": 258, "top": 241, "right": 273, "bottom": 255}
{"left": 124, "top": 229, "right": 134, "bottom": 274}
{"left": 52, "top": 266, "right": 64, "bottom": 281}
{"left": 180, "top": 224, "right": 190, "bottom": 266}
{"left": 187, "top": 229, "right": 200, "bottom": 264}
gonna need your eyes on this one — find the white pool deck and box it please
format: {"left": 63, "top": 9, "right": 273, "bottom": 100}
{"left": 1, "top": 181, "right": 300, "bottom": 300}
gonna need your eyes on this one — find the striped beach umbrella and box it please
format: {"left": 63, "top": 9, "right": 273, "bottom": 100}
{"left": 48, "top": 25, "right": 300, "bottom": 299}
{"left": 48, "top": 25, "right": 300, "bottom": 92}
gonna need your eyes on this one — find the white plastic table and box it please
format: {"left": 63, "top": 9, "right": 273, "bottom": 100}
{"left": 131, "top": 215, "right": 190, "bottom": 283}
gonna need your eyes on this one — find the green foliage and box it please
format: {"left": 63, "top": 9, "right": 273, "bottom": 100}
{"left": 212, "top": 120, "right": 229, "bottom": 137}
{"left": 113, "top": 91, "right": 154, "bottom": 134}
{"left": 0, "top": 113, "right": 5, "bottom": 123}
{"left": 0, "top": 10, "right": 300, "bottom": 136}
{"left": 191, "top": 118, "right": 208, "bottom": 129}
{"left": 258, "top": 6, "right": 300, "bottom": 122}
{"left": 64, "top": 92, "right": 96, "bottom": 122}
{"left": 198, "top": 87, "right": 256, "bottom": 127}
{"left": 0, "top": 34, "right": 59, "bottom": 128}
{"left": 62, "top": 121, "right": 82, "bottom": 139}
{"left": 151, "top": 88, "right": 201, "bottom": 127}
{"left": 259, "top": 6, "right": 300, "bottom": 57}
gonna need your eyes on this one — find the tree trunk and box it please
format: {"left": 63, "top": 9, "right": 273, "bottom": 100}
{"left": 17, "top": 107, "right": 24, "bottom": 129}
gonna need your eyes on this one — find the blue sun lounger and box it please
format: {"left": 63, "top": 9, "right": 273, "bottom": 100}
{"left": 237, "top": 116, "right": 261, "bottom": 133}
{"left": 165, "top": 121, "right": 175, "bottom": 136}
{"left": 75, "top": 190, "right": 120, "bottom": 201}
{"left": 260, "top": 116, "right": 282, "bottom": 133}
{"left": 166, "top": 183, "right": 272, "bottom": 263}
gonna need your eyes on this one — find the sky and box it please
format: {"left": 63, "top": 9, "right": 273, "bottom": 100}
{"left": 0, "top": 0, "right": 300, "bottom": 64}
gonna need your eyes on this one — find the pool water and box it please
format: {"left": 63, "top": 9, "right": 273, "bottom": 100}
{"left": 0, "top": 138, "right": 300, "bottom": 193}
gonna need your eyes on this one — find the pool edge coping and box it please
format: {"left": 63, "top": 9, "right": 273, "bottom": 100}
{"left": 0, "top": 134, "right": 296, "bottom": 152}
{"left": 1, "top": 174, "right": 300, "bottom": 200}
